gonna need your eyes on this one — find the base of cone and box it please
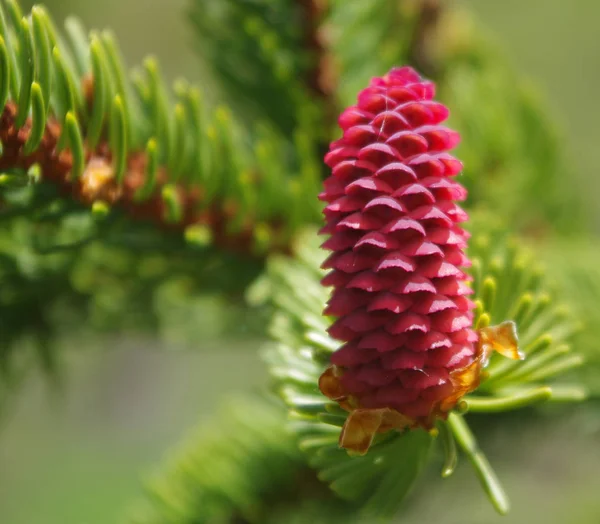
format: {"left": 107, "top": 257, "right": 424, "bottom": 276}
{"left": 320, "top": 321, "right": 522, "bottom": 455}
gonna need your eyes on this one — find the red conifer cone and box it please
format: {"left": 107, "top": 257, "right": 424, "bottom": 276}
{"left": 318, "top": 66, "right": 521, "bottom": 455}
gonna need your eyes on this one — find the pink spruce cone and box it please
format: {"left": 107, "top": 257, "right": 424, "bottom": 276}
{"left": 318, "top": 67, "right": 521, "bottom": 455}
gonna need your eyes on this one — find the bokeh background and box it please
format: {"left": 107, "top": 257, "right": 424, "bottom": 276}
{"left": 1, "top": 1, "right": 599, "bottom": 523}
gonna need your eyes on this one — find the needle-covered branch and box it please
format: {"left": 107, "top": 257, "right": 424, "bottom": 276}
{"left": 128, "top": 395, "right": 364, "bottom": 524}
{"left": 0, "top": 1, "right": 322, "bottom": 258}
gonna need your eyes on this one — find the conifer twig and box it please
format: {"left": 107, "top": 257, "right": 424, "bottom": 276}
{"left": 0, "top": 101, "right": 289, "bottom": 256}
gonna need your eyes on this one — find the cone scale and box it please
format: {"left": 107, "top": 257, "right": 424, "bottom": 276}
{"left": 318, "top": 67, "right": 521, "bottom": 455}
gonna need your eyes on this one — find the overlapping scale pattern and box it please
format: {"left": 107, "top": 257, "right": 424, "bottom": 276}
{"left": 319, "top": 67, "right": 476, "bottom": 425}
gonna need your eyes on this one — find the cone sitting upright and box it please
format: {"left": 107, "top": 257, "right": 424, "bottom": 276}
{"left": 318, "top": 67, "right": 522, "bottom": 455}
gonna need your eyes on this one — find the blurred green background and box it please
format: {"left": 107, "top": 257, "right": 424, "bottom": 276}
{"left": 1, "top": 0, "right": 599, "bottom": 523}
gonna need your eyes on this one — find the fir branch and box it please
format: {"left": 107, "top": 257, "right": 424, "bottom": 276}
{"left": 465, "top": 224, "right": 584, "bottom": 395}
{"left": 538, "top": 239, "right": 600, "bottom": 398}
{"left": 0, "top": 2, "right": 322, "bottom": 260}
{"left": 0, "top": 0, "right": 324, "bottom": 400}
{"left": 127, "top": 394, "right": 359, "bottom": 524}
{"left": 0, "top": 101, "right": 275, "bottom": 256}
{"left": 187, "top": 0, "right": 337, "bottom": 183}
{"left": 188, "top": 0, "right": 316, "bottom": 137}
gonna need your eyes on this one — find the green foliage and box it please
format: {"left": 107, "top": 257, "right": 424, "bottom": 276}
{"left": 251, "top": 227, "right": 584, "bottom": 517}
{"left": 0, "top": 182, "right": 90, "bottom": 388}
{"left": 538, "top": 240, "right": 600, "bottom": 397}
{"left": 0, "top": 0, "right": 324, "bottom": 394}
{"left": 128, "top": 394, "right": 309, "bottom": 524}
{"left": 188, "top": 0, "right": 317, "bottom": 137}
{"left": 439, "top": 12, "right": 585, "bottom": 236}
{"left": 0, "top": 176, "right": 268, "bottom": 405}
{"left": 467, "top": 226, "right": 583, "bottom": 397}
{"left": 187, "top": 0, "right": 328, "bottom": 240}
{"left": 328, "top": 0, "right": 418, "bottom": 107}
{"left": 0, "top": 1, "right": 322, "bottom": 241}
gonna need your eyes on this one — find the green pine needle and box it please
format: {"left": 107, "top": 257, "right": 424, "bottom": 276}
{"left": 15, "top": 17, "right": 33, "bottom": 129}
{"left": 0, "top": 35, "right": 10, "bottom": 109}
{"left": 51, "top": 46, "right": 77, "bottom": 120}
{"left": 109, "top": 94, "right": 127, "bottom": 183}
{"left": 64, "top": 111, "right": 84, "bottom": 180}
{"left": 23, "top": 81, "right": 45, "bottom": 154}
{"left": 465, "top": 386, "right": 552, "bottom": 413}
{"left": 31, "top": 6, "right": 52, "bottom": 116}
{"left": 87, "top": 37, "right": 108, "bottom": 150}
{"left": 437, "top": 420, "right": 458, "bottom": 478}
{"left": 0, "top": 2, "right": 17, "bottom": 100}
{"left": 448, "top": 412, "right": 510, "bottom": 515}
